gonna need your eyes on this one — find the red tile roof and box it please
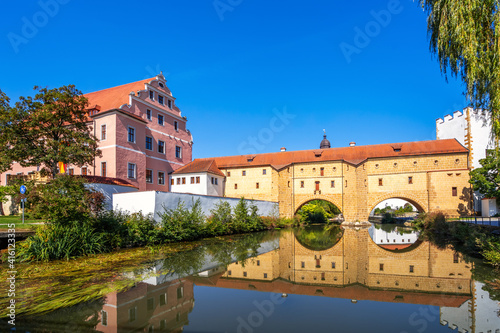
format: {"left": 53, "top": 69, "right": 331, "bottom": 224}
{"left": 183, "top": 139, "right": 468, "bottom": 171}
{"left": 84, "top": 77, "right": 155, "bottom": 112}
{"left": 173, "top": 159, "right": 226, "bottom": 177}
{"left": 80, "top": 175, "right": 138, "bottom": 189}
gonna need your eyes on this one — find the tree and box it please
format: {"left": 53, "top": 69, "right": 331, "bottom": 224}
{"left": 469, "top": 150, "right": 500, "bottom": 202}
{"left": 2, "top": 85, "right": 101, "bottom": 178}
{"left": 0, "top": 90, "right": 17, "bottom": 173}
{"left": 419, "top": 0, "right": 500, "bottom": 138}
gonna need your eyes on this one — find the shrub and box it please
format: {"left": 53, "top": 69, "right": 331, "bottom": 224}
{"left": 205, "top": 200, "right": 233, "bottom": 236}
{"left": 158, "top": 199, "right": 204, "bottom": 242}
{"left": 17, "top": 224, "right": 106, "bottom": 261}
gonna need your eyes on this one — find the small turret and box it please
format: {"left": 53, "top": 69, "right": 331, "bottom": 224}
{"left": 320, "top": 132, "right": 331, "bottom": 149}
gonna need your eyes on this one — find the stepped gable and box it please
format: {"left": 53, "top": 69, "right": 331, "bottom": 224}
{"left": 188, "top": 139, "right": 468, "bottom": 171}
{"left": 172, "top": 159, "right": 225, "bottom": 177}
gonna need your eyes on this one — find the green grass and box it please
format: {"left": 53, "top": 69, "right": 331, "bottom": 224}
{"left": 0, "top": 215, "right": 45, "bottom": 229}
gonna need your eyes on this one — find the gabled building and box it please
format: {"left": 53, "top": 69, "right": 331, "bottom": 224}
{"left": 0, "top": 73, "right": 193, "bottom": 191}
{"left": 170, "top": 159, "right": 225, "bottom": 196}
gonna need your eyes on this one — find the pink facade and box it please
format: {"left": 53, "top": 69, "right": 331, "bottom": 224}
{"left": 0, "top": 74, "right": 193, "bottom": 191}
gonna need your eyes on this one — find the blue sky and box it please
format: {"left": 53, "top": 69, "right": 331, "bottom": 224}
{"left": 0, "top": 0, "right": 467, "bottom": 159}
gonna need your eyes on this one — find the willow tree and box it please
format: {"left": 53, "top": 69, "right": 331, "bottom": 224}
{"left": 419, "top": 0, "right": 500, "bottom": 138}
{"left": 1, "top": 85, "right": 101, "bottom": 178}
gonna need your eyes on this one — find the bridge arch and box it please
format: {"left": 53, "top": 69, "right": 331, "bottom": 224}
{"left": 294, "top": 196, "right": 343, "bottom": 216}
{"left": 367, "top": 192, "right": 427, "bottom": 221}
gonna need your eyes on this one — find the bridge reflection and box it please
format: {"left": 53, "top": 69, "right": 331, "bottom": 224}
{"left": 96, "top": 226, "right": 476, "bottom": 332}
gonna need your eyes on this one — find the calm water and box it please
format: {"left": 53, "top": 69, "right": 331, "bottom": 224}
{"left": 2, "top": 224, "right": 500, "bottom": 332}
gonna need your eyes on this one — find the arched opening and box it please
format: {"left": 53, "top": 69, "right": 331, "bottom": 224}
{"left": 294, "top": 224, "right": 344, "bottom": 251}
{"left": 296, "top": 199, "right": 342, "bottom": 224}
{"left": 368, "top": 223, "right": 422, "bottom": 252}
{"left": 368, "top": 198, "right": 425, "bottom": 224}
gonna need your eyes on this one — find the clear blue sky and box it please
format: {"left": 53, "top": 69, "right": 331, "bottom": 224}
{"left": 0, "top": 0, "right": 467, "bottom": 159}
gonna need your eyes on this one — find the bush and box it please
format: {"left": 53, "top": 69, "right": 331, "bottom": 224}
{"left": 17, "top": 224, "right": 106, "bottom": 261}
{"left": 158, "top": 199, "right": 204, "bottom": 242}
{"left": 205, "top": 201, "right": 233, "bottom": 236}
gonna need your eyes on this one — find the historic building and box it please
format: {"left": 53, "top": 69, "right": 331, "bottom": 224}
{"left": 436, "top": 107, "right": 496, "bottom": 215}
{"left": 0, "top": 73, "right": 193, "bottom": 191}
{"left": 171, "top": 137, "right": 471, "bottom": 220}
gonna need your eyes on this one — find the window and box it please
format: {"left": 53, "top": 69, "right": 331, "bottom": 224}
{"left": 171, "top": 178, "right": 174, "bottom": 186}
{"left": 331, "top": 180, "right": 335, "bottom": 188}
{"left": 345, "top": 180, "right": 347, "bottom": 187}
{"left": 211, "top": 177, "right": 214, "bottom": 184}
{"left": 242, "top": 170, "right": 246, "bottom": 176}
{"left": 158, "top": 114, "right": 164, "bottom": 126}
{"left": 256, "top": 182, "right": 259, "bottom": 189}
{"left": 128, "top": 163, "right": 136, "bottom": 179}
{"left": 147, "top": 298, "right": 154, "bottom": 311}
{"left": 101, "top": 125, "right": 106, "bottom": 140}
{"left": 263, "top": 169, "right": 266, "bottom": 175}
{"left": 243, "top": 272, "right": 247, "bottom": 277}
{"left": 379, "top": 263, "right": 384, "bottom": 271}
{"left": 452, "top": 187, "right": 457, "bottom": 196}
{"left": 379, "top": 178, "right": 383, "bottom": 186}
{"left": 69, "top": 168, "right": 74, "bottom": 175}
{"left": 158, "top": 140, "right": 165, "bottom": 154}
{"left": 159, "top": 293, "right": 167, "bottom": 306}
{"left": 409, "top": 265, "right": 414, "bottom": 273}
{"left": 228, "top": 270, "right": 232, "bottom": 276}
{"left": 146, "top": 169, "right": 153, "bottom": 183}
{"left": 300, "top": 181, "right": 304, "bottom": 188}
{"left": 215, "top": 178, "right": 218, "bottom": 185}
{"left": 158, "top": 172, "right": 165, "bottom": 185}
{"left": 129, "top": 307, "right": 136, "bottom": 322}
{"left": 331, "top": 262, "right": 336, "bottom": 269}
{"left": 453, "top": 252, "right": 459, "bottom": 263}
{"left": 81, "top": 167, "right": 87, "bottom": 176}
{"left": 168, "top": 100, "right": 172, "bottom": 109}
{"left": 158, "top": 95, "right": 164, "bottom": 105}
{"left": 315, "top": 181, "right": 320, "bottom": 191}
{"left": 101, "top": 310, "right": 107, "bottom": 326}
{"left": 101, "top": 162, "right": 106, "bottom": 177}
{"left": 257, "top": 260, "right": 260, "bottom": 266}
{"left": 175, "top": 146, "right": 182, "bottom": 158}
{"left": 301, "top": 262, "right": 305, "bottom": 268}
{"left": 128, "top": 127, "right": 135, "bottom": 142}
{"left": 182, "top": 177, "right": 186, "bottom": 184}
{"left": 146, "top": 109, "right": 152, "bottom": 120}
{"left": 146, "top": 136, "right": 153, "bottom": 150}
{"left": 149, "top": 90, "right": 154, "bottom": 100}
{"left": 177, "top": 178, "right": 181, "bottom": 185}
{"left": 196, "top": 176, "right": 200, "bottom": 183}
{"left": 227, "top": 171, "right": 231, "bottom": 177}
{"left": 320, "top": 167, "right": 324, "bottom": 176}
{"left": 174, "top": 121, "right": 178, "bottom": 131}
{"left": 191, "top": 177, "right": 195, "bottom": 184}
{"left": 264, "top": 273, "right": 267, "bottom": 278}
{"left": 408, "top": 176, "right": 413, "bottom": 184}
{"left": 177, "top": 287, "right": 184, "bottom": 299}
{"left": 234, "top": 183, "right": 238, "bottom": 189}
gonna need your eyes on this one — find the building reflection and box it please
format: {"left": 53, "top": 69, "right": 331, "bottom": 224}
{"left": 95, "top": 225, "right": 500, "bottom": 332}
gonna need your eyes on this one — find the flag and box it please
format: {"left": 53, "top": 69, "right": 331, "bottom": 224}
{"left": 58, "top": 162, "right": 68, "bottom": 174}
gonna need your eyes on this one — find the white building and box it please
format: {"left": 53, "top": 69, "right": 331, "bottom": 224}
{"left": 368, "top": 225, "right": 419, "bottom": 245}
{"left": 169, "top": 159, "right": 225, "bottom": 196}
{"left": 437, "top": 107, "right": 496, "bottom": 215}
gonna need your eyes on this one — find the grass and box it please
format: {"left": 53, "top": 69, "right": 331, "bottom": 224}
{"left": 0, "top": 215, "right": 45, "bottom": 230}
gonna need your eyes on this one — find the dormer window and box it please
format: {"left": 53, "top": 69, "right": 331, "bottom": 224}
{"left": 159, "top": 82, "right": 164, "bottom": 88}
{"left": 392, "top": 144, "right": 403, "bottom": 152}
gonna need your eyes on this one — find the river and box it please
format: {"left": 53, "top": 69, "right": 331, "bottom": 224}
{"left": 1, "top": 223, "right": 499, "bottom": 332}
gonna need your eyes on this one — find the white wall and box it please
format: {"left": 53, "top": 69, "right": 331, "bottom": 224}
{"left": 86, "top": 183, "right": 138, "bottom": 210}
{"left": 482, "top": 198, "right": 498, "bottom": 217}
{"left": 469, "top": 109, "right": 494, "bottom": 169}
{"left": 112, "top": 191, "right": 156, "bottom": 215}
{"left": 113, "top": 191, "right": 278, "bottom": 222}
{"left": 170, "top": 172, "right": 224, "bottom": 197}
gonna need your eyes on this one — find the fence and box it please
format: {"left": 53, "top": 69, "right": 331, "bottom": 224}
{"left": 456, "top": 217, "right": 500, "bottom": 227}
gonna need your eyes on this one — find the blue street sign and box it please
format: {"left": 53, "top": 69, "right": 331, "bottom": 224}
{"left": 20, "top": 185, "right": 26, "bottom": 194}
